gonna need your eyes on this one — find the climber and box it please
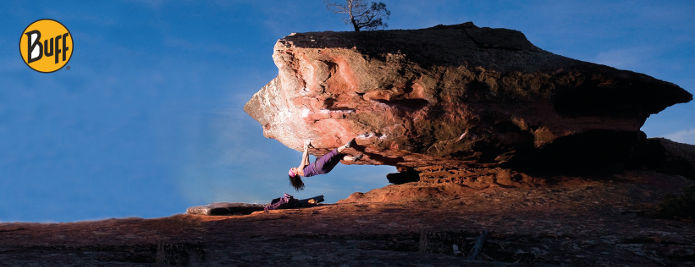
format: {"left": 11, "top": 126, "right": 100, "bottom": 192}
{"left": 288, "top": 138, "right": 362, "bottom": 190}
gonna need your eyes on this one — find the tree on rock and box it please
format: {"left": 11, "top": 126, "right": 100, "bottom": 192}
{"left": 326, "top": 0, "right": 390, "bottom": 32}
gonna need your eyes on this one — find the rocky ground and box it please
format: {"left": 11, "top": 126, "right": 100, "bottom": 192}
{"left": 1, "top": 170, "right": 694, "bottom": 266}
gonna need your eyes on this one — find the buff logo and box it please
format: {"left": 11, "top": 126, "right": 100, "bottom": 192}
{"left": 19, "top": 19, "right": 73, "bottom": 73}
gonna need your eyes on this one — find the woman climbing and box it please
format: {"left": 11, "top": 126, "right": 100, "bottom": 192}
{"left": 288, "top": 138, "right": 362, "bottom": 190}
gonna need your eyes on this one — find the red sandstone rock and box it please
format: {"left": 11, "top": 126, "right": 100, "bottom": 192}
{"left": 1, "top": 171, "right": 694, "bottom": 265}
{"left": 244, "top": 22, "right": 692, "bottom": 170}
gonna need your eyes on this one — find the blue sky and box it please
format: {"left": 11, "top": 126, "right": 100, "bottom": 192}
{"left": 1, "top": 0, "right": 693, "bottom": 222}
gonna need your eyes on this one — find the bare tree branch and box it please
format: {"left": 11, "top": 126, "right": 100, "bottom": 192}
{"left": 325, "top": 0, "right": 390, "bottom": 32}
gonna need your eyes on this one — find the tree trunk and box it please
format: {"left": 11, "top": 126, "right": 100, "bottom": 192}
{"left": 351, "top": 17, "right": 360, "bottom": 32}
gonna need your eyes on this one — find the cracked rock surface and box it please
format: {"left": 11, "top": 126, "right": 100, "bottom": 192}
{"left": 244, "top": 22, "right": 691, "bottom": 170}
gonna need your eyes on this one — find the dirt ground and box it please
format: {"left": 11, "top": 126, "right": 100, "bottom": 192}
{"left": 1, "top": 170, "right": 694, "bottom": 266}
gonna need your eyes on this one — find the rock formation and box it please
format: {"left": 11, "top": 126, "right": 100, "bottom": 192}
{"left": 2, "top": 171, "right": 694, "bottom": 265}
{"left": 244, "top": 22, "right": 692, "bottom": 173}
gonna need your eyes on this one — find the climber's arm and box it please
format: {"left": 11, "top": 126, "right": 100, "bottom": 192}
{"left": 296, "top": 142, "right": 311, "bottom": 175}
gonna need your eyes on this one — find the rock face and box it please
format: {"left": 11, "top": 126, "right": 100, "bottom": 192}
{"left": 244, "top": 22, "right": 692, "bottom": 171}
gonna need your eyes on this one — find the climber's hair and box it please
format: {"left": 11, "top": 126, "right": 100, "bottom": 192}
{"left": 289, "top": 175, "right": 305, "bottom": 191}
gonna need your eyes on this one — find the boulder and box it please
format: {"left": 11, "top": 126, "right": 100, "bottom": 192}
{"left": 630, "top": 138, "right": 695, "bottom": 178}
{"left": 244, "top": 22, "right": 692, "bottom": 172}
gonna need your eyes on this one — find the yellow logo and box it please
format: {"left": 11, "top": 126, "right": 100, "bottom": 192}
{"left": 19, "top": 19, "right": 73, "bottom": 73}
